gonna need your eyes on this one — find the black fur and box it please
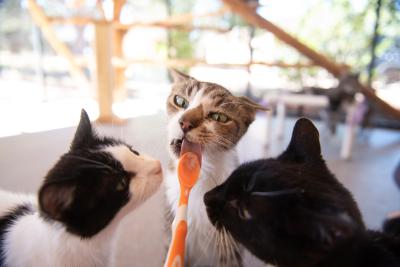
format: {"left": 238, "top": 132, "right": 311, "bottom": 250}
{"left": 39, "top": 109, "right": 135, "bottom": 238}
{"left": 384, "top": 216, "right": 400, "bottom": 237}
{"left": 205, "top": 118, "right": 400, "bottom": 267}
{"left": 0, "top": 204, "right": 34, "bottom": 265}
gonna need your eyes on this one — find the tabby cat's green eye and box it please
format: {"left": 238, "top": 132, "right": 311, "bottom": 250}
{"left": 174, "top": 95, "right": 189, "bottom": 109}
{"left": 209, "top": 112, "right": 229, "bottom": 123}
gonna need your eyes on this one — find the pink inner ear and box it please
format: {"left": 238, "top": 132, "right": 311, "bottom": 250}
{"left": 40, "top": 183, "right": 75, "bottom": 219}
{"left": 180, "top": 139, "right": 202, "bottom": 166}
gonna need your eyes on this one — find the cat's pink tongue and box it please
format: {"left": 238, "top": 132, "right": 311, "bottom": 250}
{"left": 180, "top": 139, "right": 202, "bottom": 166}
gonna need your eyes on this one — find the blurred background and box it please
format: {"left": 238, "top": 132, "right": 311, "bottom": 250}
{"left": 0, "top": 0, "right": 399, "bottom": 266}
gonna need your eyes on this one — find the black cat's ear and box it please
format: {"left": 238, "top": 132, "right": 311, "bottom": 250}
{"left": 292, "top": 208, "right": 357, "bottom": 251}
{"left": 39, "top": 181, "right": 75, "bottom": 220}
{"left": 310, "top": 212, "right": 356, "bottom": 250}
{"left": 279, "top": 118, "right": 321, "bottom": 162}
{"left": 71, "top": 109, "right": 94, "bottom": 150}
{"left": 169, "top": 68, "right": 194, "bottom": 83}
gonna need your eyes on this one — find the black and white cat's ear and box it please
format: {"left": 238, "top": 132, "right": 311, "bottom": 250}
{"left": 169, "top": 68, "right": 194, "bottom": 83}
{"left": 39, "top": 181, "right": 75, "bottom": 220}
{"left": 279, "top": 118, "right": 322, "bottom": 162}
{"left": 71, "top": 109, "right": 94, "bottom": 150}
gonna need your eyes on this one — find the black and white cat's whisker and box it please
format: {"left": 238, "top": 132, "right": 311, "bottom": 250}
{"left": 64, "top": 155, "right": 114, "bottom": 171}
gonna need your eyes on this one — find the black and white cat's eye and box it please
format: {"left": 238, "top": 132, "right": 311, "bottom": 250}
{"left": 209, "top": 112, "right": 229, "bottom": 123}
{"left": 127, "top": 145, "right": 139, "bottom": 156}
{"left": 174, "top": 95, "right": 189, "bottom": 109}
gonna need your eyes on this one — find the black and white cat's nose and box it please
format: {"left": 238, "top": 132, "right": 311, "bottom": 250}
{"left": 179, "top": 119, "right": 194, "bottom": 133}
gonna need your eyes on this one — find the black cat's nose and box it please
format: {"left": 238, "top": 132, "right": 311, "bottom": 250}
{"left": 179, "top": 119, "right": 194, "bottom": 133}
{"left": 204, "top": 190, "right": 223, "bottom": 207}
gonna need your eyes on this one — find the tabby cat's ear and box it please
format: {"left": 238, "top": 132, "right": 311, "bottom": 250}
{"left": 71, "top": 109, "right": 94, "bottom": 150}
{"left": 238, "top": 97, "right": 269, "bottom": 111}
{"left": 279, "top": 118, "right": 321, "bottom": 162}
{"left": 238, "top": 96, "right": 269, "bottom": 126}
{"left": 169, "top": 68, "right": 194, "bottom": 83}
{"left": 39, "top": 181, "right": 76, "bottom": 220}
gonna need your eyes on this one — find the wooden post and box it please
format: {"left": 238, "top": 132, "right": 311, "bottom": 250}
{"left": 113, "top": 0, "right": 127, "bottom": 101}
{"left": 113, "top": 29, "right": 127, "bottom": 101}
{"left": 94, "top": 21, "right": 121, "bottom": 123}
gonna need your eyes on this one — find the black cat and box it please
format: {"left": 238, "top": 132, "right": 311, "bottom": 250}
{"left": 204, "top": 118, "right": 400, "bottom": 267}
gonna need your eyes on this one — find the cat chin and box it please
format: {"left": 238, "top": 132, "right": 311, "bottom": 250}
{"left": 169, "top": 138, "right": 183, "bottom": 158}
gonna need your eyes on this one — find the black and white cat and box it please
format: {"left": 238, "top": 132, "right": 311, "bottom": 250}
{"left": 205, "top": 118, "right": 400, "bottom": 267}
{"left": 0, "top": 110, "right": 163, "bottom": 266}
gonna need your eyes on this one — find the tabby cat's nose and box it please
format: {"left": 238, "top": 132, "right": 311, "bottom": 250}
{"left": 179, "top": 119, "right": 194, "bottom": 133}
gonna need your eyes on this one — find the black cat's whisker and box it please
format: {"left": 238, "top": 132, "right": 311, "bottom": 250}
{"left": 221, "top": 227, "right": 240, "bottom": 267}
{"left": 64, "top": 155, "right": 114, "bottom": 171}
{"left": 208, "top": 175, "right": 219, "bottom": 187}
{"left": 251, "top": 188, "right": 305, "bottom": 197}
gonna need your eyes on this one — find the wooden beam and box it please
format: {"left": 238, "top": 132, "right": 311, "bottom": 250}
{"left": 358, "top": 84, "right": 400, "bottom": 119}
{"left": 222, "top": 0, "right": 346, "bottom": 77}
{"left": 27, "top": 0, "right": 90, "bottom": 88}
{"left": 47, "top": 17, "right": 230, "bottom": 32}
{"left": 114, "top": 7, "right": 229, "bottom": 30}
{"left": 112, "top": 58, "right": 315, "bottom": 69}
{"left": 222, "top": 0, "right": 400, "bottom": 119}
{"left": 113, "top": 0, "right": 126, "bottom": 21}
{"left": 114, "top": 22, "right": 230, "bottom": 32}
{"left": 47, "top": 16, "right": 99, "bottom": 25}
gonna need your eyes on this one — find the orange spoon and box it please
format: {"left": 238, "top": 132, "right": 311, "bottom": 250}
{"left": 164, "top": 140, "right": 201, "bottom": 267}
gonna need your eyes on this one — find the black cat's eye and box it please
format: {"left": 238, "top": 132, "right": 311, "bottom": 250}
{"left": 209, "top": 112, "right": 229, "bottom": 123}
{"left": 251, "top": 188, "right": 305, "bottom": 197}
{"left": 244, "top": 175, "right": 257, "bottom": 193}
{"left": 229, "top": 199, "right": 252, "bottom": 220}
{"left": 174, "top": 95, "right": 189, "bottom": 109}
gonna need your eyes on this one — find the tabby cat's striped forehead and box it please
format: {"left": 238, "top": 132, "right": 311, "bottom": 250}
{"left": 167, "top": 78, "right": 255, "bottom": 120}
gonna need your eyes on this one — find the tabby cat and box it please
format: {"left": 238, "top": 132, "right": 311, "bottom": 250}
{"left": 165, "top": 69, "right": 267, "bottom": 267}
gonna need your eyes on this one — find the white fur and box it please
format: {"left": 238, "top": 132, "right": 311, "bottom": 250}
{"left": 165, "top": 90, "right": 241, "bottom": 266}
{"left": 1, "top": 144, "right": 163, "bottom": 267}
{"left": 166, "top": 148, "right": 239, "bottom": 266}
